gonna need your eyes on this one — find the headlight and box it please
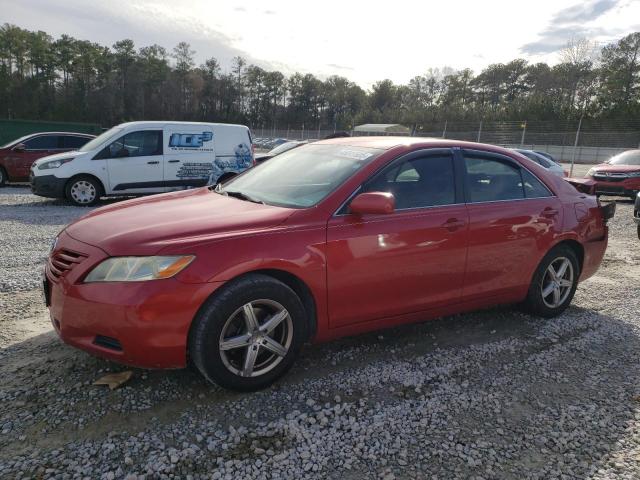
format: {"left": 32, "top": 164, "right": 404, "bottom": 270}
{"left": 587, "top": 168, "right": 595, "bottom": 177}
{"left": 84, "top": 256, "right": 195, "bottom": 282}
{"left": 38, "top": 157, "right": 74, "bottom": 170}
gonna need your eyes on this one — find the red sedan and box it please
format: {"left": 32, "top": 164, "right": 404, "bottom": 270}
{"left": 0, "top": 132, "right": 94, "bottom": 185}
{"left": 45, "top": 138, "right": 613, "bottom": 390}
{"left": 585, "top": 149, "right": 640, "bottom": 200}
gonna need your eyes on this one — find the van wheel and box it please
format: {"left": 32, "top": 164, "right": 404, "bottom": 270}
{"left": 0, "top": 167, "right": 6, "bottom": 187}
{"left": 189, "top": 274, "right": 307, "bottom": 391}
{"left": 65, "top": 176, "right": 102, "bottom": 206}
{"left": 522, "top": 245, "right": 580, "bottom": 318}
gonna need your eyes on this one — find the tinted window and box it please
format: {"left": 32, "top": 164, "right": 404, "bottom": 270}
{"left": 23, "top": 135, "right": 60, "bottom": 150}
{"left": 101, "top": 130, "right": 163, "bottom": 158}
{"left": 465, "top": 156, "right": 524, "bottom": 202}
{"left": 63, "top": 135, "right": 91, "bottom": 149}
{"left": 522, "top": 169, "right": 552, "bottom": 198}
{"left": 364, "top": 153, "right": 456, "bottom": 209}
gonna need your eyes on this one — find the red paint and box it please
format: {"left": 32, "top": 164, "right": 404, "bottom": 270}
{"left": 586, "top": 163, "right": 640, "bottom": 197}
{"left": 47, "top": 138, "right": 610, "bottom": 369}
{"left": 0, "top": 133, "right": 93, "bottom": 182}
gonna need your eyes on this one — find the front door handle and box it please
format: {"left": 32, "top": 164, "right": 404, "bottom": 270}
{"left": 168, "top": 159, "right": 180, "bottom": 163}
{"left": 442, "top": 217, "right": 465, "bottom": 232}
{"left": 147, "top": 161, "right": 160, "bottom": 165}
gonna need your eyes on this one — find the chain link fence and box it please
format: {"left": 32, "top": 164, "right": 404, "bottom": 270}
{"left": 251, "top": 120, "right": 640, "bottom": 164}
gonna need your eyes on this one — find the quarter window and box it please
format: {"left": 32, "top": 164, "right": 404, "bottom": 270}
{"left": 98, "top": 130, "right": 163, "bottom": 159}
{"left": 363, "top": 153, "right": 456, "bottom": 209}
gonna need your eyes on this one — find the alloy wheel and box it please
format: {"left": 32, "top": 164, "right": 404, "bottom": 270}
{"left": 219, "top": 299, "right": 293, "bottom": 378}
{"left": 541, "top": 256, "right": 574, "bottom": 308}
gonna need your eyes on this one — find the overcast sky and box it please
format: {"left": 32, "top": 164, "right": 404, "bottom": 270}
{"left": 2, "top": 0, "right": 640, "bottom": 87}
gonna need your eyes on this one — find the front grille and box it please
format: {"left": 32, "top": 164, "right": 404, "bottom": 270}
{"left": 47, "top": 249, "right": 87, "bottom": 280}
{"left": 94, "top": 335, "right": 123, "bottom": 351}
{"left": 594, "top": 174, "right": 627, "bottom": 182}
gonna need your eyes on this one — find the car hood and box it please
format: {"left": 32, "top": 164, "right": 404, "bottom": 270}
{"left": 591, "top": 164, "right": 640, "bottom": 173}
{"left": 65, "top": 188, "right": 296, "bottom": 255}
{"left": 32, "top": 151, "right": 81, "bottom": 167}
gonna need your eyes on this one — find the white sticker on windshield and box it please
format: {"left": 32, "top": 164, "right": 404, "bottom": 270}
{"left": 336, "top": 149, "right": 373, "bottom": 161}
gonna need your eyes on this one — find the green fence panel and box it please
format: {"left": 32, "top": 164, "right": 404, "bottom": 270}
{"left": 0, "top": 119, "right": 102, "bottom": 145}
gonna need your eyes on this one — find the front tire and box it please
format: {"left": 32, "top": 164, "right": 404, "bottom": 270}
{"left": 522, "top": 245, "right": 580, "bottom": 318}
{"left": 189, "top": 274, "right": 308, "bottom": 391}
{"left": 65, "top": 176, "right": 102, "bottom": 206}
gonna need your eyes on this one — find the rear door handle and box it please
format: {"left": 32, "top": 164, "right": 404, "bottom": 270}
{"left": 541, "top": 207, "right": 559, "bottom": 218}
{"left": 442, "top": 217, "right": 466, "bottom": 232}
{"left": 147, "top": 161, "right": 160, "bottom": 165}
{"left": 168, "top": 159, "right": 180, "bottom": 163}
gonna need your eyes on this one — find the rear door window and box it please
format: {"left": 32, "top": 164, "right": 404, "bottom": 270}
{"left": 464, "top": 155, "right": 524, "bottom": 202}
{"left": 464, "top": 154, "right": 552, "bottom": 202}
{"left": 63, "top": 135, "right": 91, "bottom": 149}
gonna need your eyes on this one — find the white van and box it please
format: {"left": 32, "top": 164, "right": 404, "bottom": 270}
{"left": 30, "top": 121, "right": 254, "bottom": 206}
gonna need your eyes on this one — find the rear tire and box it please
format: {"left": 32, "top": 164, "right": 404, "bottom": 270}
{"left": 522, "top": 245, "right": 580, "bottom": 318}
{"left": 189, "top": 274, "right": 308, "bottom": 391}
{"left": 65, "top": 176, "right": 102, "bottom": 206}
{"left": 0, "top": 166, "right": 7, "bottom": 187}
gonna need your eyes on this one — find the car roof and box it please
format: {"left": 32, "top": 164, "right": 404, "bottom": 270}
{"left": 116, "top": 121, "right": 249, "bottom": 129}
{"left": 26, "top": 132, "right": 95, "bottom": 136}
{"left": 313, "top": 136, "right": 520, "bottom": 156}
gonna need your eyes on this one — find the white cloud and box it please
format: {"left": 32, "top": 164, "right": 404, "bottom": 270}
{"left": 1, "top": 0, "right": 639, "bottom": 87}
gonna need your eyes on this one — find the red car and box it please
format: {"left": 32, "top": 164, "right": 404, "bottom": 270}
{"left": 585, "top": 149, "right": 640, "bottom": 200}
{"left": 0, "top": 132, "right": 95, "bottom": 186}
{"left": 45, "top": 138, "right": 613, "bottom": 390}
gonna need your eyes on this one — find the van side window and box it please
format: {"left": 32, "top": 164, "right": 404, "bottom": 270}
{"left": 98, "top": 131, "right": 163, "bottom": 159}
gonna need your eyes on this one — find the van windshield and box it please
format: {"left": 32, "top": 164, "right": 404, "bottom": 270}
{"left": 220, "top": 143, "right": 383, "bottom": 208}
{"left": 77, "top": 127, "right": 124, "bottom": 152}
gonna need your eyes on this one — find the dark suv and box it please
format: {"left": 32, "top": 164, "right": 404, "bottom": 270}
{"left": 0, "top": 132, "right": 95, "bottom": 186}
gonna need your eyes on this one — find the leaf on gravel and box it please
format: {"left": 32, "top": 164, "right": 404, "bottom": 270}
{"left": 93, "top": 371, "right": 133, "bottom": 390}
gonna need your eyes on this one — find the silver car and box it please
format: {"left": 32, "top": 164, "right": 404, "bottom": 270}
{"left": 513, "top": 149, "right": 566, "bottom": 177}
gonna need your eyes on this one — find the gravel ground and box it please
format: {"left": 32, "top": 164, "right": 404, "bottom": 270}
{"left": 1, "top": 166, "right": 640, "bottom": 479}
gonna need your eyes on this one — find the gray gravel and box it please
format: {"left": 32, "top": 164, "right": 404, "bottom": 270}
{"left": 1, "top": 177, "right": 640, "bottom": 479}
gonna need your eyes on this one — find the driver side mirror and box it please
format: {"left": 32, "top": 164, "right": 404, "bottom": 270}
{"left": 349, "top": 192, "right": 395, "bottom": 215}
{"left": 13, "top": 143, "right": 26, "bottom": 153}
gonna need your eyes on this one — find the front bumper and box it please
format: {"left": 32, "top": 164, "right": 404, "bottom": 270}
{"left": 588, "top": 176, "right": 640, "bottom": 197}
{"left": 30, "top": 172, "right": 68, "bottom": 198}
{"left": 46, "top": 231, "right": 222, "bottom": 368}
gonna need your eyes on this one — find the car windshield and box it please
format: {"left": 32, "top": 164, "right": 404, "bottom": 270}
{"left": 608, "top": 150, "right": 640, "bottom": 165}
{"left": 77, "top": 127, "right": 124, "bottom": 152}
{"left": 220, "top": 144, "right": 383, "bottom": 208}
{"left": 268, "top": 141, "right": 303, "bottom": 156}
{"left": 1, "top": 134, "right": 32, "bottom": 149}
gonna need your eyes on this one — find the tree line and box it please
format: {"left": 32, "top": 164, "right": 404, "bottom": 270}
{"left": 1, "top": 23, "right": 639, "bottom": 131}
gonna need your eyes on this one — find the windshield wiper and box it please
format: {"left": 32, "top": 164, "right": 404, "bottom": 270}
{"left": 220, "top": 189, "right": 265, "bottom": 204}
